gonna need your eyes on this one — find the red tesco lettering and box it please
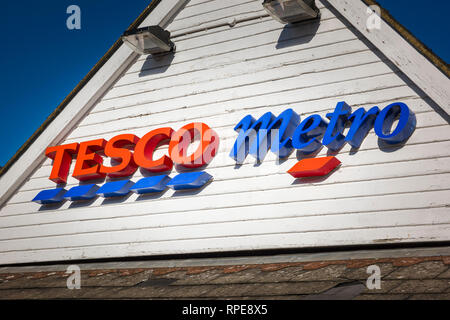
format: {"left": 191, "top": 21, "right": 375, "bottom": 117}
{"left": 45, "top": 123, "right": 219, "bottom": 183}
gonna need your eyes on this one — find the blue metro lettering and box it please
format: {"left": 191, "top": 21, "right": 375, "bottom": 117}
{"left": 230, "top": 101, "right": 416, "bottom": 162}
{"left": 229, "top": 115, "right": 256, "bottom": 162}
{"left": 230, "top": 110, "right": 300, "bottom": 163}
{"left": 322, "top": 101, "right": 352, "bottom": 152}
{"left": 292, "top": 114, "right": 327, "bottom": 154}
{"left": 267, "top": 108, "right": 300, "bottom": 158}
{"left": 374, "top": 102, "right": 416, "bottom": 144}
{"left": 345, "top": 106, "right": 380, "bottom": 148}
{"left": 247, "top": 112, "right": 276, "bottom": 161}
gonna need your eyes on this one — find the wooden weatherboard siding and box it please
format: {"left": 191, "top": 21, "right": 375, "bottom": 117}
{"left": 0, "top": 0, "right": 449, "bottom": 264}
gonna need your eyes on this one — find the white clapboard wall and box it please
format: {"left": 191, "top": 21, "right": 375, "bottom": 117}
{"left": 0, "top": 0, "right": 449, "bottom": 264}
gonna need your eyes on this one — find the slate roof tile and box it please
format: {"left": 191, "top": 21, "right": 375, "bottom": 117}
{"left": 1, "top": 254, "right": 449, "bottom": 300}
{"left": 385, "top": 261, "right": 448, "bottom": 280}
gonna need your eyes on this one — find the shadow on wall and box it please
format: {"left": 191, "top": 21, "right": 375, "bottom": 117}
{"left": 139, "top": 51, "right": 175, "bottom": 78}
{"left": 38, "top": 201, "right": 66, "bottom": 211}
{"left": 376, "top": 135, "right": 412, "bottom": 154}
{"left": 276, "top": 19, "right": 320, "bottom": 49}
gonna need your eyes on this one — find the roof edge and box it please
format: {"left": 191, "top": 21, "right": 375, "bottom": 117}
{"left": 0, "top": 0, "right": 162, "bottom": 177}
{"left": 362, "top": 0, "right": 449, "bottom": 78}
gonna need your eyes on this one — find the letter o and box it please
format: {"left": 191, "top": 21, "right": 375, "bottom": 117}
{"left": 169, "top": 122, "right": 219, "bottom": 168}
{"left": 374, "top": 102, "right": 416, "bottom": 144}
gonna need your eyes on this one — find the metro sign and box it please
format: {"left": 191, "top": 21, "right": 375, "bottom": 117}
{"left": 33, "top": 101, "right": 416, "bottom": 205}
{"left": 230, "top": 101, "right": 416, "bottom": 177}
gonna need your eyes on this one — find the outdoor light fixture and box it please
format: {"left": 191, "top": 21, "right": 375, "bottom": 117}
{"left": 262, "top": 0, "right": 320, "bottom": 24}
{"left": 121, "top": 26, "right": 175, "bottom": 55}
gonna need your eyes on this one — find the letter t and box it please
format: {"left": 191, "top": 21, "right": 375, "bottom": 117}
{"left": 322, "top": 101, "right": 352, "bottom": 151}
{"left": 45, "top": 143, "right": 79, "bottom": 184}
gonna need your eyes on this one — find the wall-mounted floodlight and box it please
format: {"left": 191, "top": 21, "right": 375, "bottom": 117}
{"left": 122, "top": 26, "right": 175, "bottom": 55}
{"left": 262, "top": 0, "right": 320, "bottom": 24}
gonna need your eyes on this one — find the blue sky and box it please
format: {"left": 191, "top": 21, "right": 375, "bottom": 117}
{"left": 0, "top": 0, "right": 449, "bottom": 167}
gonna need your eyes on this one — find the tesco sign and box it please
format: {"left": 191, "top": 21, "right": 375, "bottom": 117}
{"left": 33, "top": 101, "right": 416, "bottom": 204}
{"left": 45, "top": 123, "right": 219, "bottom": 184}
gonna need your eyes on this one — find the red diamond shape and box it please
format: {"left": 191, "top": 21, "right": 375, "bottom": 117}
{"left": 287, "top": 156, "right": 341, "bottom": 178}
